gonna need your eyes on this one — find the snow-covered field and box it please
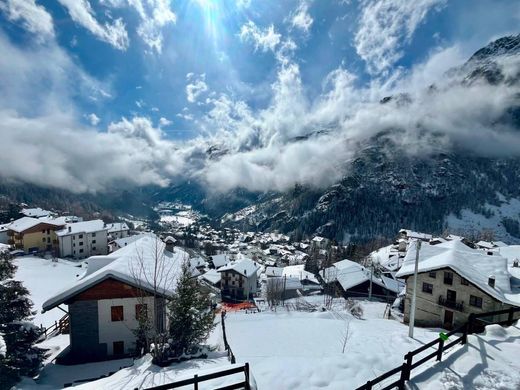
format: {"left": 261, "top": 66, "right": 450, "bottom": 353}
{"left": 225, "top": 303, "right": 440, "bottom": 390}
{"left": 409, "top": 322, "right": 520, "bottom": 389}
{"left": 14, "top": 256, "right": 83, "bottom": 328}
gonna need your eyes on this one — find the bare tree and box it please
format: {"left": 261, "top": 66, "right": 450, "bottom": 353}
{"left": 322, "top": 266, "right": 338, "bottom": 310}
{"left": 130, "top": 235, "right": 182, "bottom": 364}
{"left": 265, "top": 277, "right": 285, "bottom": 308}
{"left": 341, "top": 317, "right": 352, "bottom": 354}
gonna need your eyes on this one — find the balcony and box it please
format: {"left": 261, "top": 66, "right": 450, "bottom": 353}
{"left": 438, "top": 295, "right": 464, "bottom": 312}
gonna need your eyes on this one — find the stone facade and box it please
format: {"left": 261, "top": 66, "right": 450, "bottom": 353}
{"left": 403, "top": 267, "right": 515, "bottom": 329}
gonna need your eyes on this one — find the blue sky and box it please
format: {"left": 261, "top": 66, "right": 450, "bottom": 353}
{"left": 0, "top": 0, "right": 519, "bottom": 193}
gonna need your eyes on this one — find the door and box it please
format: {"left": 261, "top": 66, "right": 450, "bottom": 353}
{"left": 446, "top": 289, "right": 457, "bottom": 303}
{"left": 444, "top": 310, "right": 454, "bottom": 329}
{"left": 113, "top": 341, "right": 124, "bottom": 355}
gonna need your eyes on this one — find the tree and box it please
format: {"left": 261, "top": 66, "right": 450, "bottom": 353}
{"left": 0, "top": 253, "right": 44, "bottom": 389}
{"left": 167, "top": 261, "right": 216, "bottom": 357}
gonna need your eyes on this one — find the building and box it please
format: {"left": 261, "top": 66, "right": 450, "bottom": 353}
{"left": 56, "top": 220, "right": 109, "bottom": 259}
{"left": 6, "top": 217, "right": 65, "bottom": 254}
{"left": 320, "top": 259, "right": 402, "bottom": 302}
{"left": 396, "top": 240, "right": 520, "bottom": 329}
{"left": 106, "top": 222, "right": 130, "bottom": 240}
{"left": 0, "top": 223, "right": 10, "bottom": 244}
{"left": 20, "top": 207, "right": 53, "bottom": 219}
{"left": 311, "top": 236, "right": 330, "bottom": 250}
{"left": 218, "top": 258, "right": 260, "bottom": 302}
{"left": 42, "top": 235, "right": 184, "bottom": 362}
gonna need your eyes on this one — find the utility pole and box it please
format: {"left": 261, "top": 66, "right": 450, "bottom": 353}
{"left": 408, "top": 240, "right": 422, "bottom": 338}
{"left": 368, "top": 262, "right": 373, "bottom": 301}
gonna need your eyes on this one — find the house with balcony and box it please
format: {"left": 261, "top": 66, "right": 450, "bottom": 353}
{"left": 6, "top": 217, "right": 65, "bottom": 254}
{"left": 56, "top": 220, "right": 109, "bottom": 259}
{"left": 218, "top": 258, "right": 260, "bottom": 302}
{"left": 396, "top": 240, "right": 520, "bottom": 329}
{"left": 42, "top": 234, "right": 184, "bottom": 362}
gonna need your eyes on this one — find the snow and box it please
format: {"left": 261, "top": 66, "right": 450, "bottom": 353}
{"left": 396, "top": 240, "right": 520, "bottom": 305}
{"left": 201, "top": 269, "right": 221, "bottom": 285}
{"left": 409, "top": 322, "right": 520, "bottom": 389}
{"left": 14, "top": 256, "right": 82, "bottom": 328}
{"left": 56, "top": 220, "right": 105, "bottom": 236}
{"left": 281, "top": 264, "right": 319, "bottom": 284}
{"left": 218, "top": 258, "right": 259, "bottom": 277}
{"left": 43, "top": 235, "right": 186, "bottom": 312}
{"left": 160, "top": 214, "right": 195, "bottom": 226}
{"left": 8, "top": 217, "right": 62, "bottom": 233}
{"left": 224, "top": 304, "right": 439, "bottom": 389}
{"left": 0, "top": 333, "right": 6, "bottom": 357}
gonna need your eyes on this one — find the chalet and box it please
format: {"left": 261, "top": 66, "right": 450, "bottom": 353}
{"left": 42, "top": 235, "right": 184, "bottom": 362}
{"left": 6, "top": 217, "right": 65, "bottom": 254}
{"left": 311, "top": 236, "right": 330, "bottom": 250}
{"left": 210, "top": 253, "right": 230, "bottom": 269}
{"left": 396, "top": 240, "right": 520, "bottom": 329}
{"left": 320, "top": 259, "right": 401, "bottom": 302}
{"left": 218, "top": 258, "right": 260, "bottom": 302}
{"left": 399, "top": 229, "right": 432, "bottom": 242}
{"left": 56, "top": 220, "right": 109, "bottom": 259}
{"left": 108, "top": 233, "right": 147, "bottom": 253}
{"left": 20, "top": 207, "right": 53, "bottom": 219}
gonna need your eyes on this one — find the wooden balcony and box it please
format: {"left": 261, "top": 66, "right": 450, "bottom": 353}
{"left": 438, "top": 295, "right": 464, "bottom": 312}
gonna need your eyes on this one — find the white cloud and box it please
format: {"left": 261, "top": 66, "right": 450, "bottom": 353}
{"left": 290, "top": 1, "right": 313, "bottom": 33}
{"left": 354, "top": 0, "right": 446, "bottom": 75}
{"left": 159, "top": 117, "right": 172, "bottom": 126}
{"left": 0, "top": 0, "right": 55, "bottom": 42}
{"left": 86, "top": 113, "right": 100, "bottom": 125}
{"left": 57, "top": 0, "right": 129, "bottom": 50}
{"left": 186, "top": 74, "right": 208, "bottom": 103}
{"left": 239, "top": 21, "right": 281, "bottom": 53}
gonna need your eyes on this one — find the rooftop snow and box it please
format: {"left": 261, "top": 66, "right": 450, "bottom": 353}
{"left": 7, "top": 216, "right": 63, "bottom": 233}
{"left": 43, "top": 234, "right": 185, "bottom": 312}
{"left": 217, "top": 258, "right": 259, "bottom": 277}
{"left": 106, "top": 222, "right": 130, "bottom": 233}
{"left": 21, "top": 207, "right": 52, "bottom": 218}
{"left": 396, "top": 240, "right": 520, "bottom": 305}
{"left": 56, "top": 219, "right": 106, "bottom": 236}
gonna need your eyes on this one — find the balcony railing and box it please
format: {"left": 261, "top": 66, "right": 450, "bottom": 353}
{"left": 438, "top": 295, "right": 464, "bottom": 312}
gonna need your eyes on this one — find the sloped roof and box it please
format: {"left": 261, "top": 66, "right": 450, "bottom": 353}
{"left": 7, "top": 217, "right": 63, "bottom": 233}
{"left": 200, "top": 269, "right": 221, "bottom": 285}
{"left": 396, "top": 240, "right": 520, "bottom": 305}
{"left": 42, "top": 234, "right": 185, "bottom": 312}
{"left": 56, "top": 220, "right": 106, "bottom": 236}
{"left": 217, "top": 258, "right": 260, "bottom": 277}
{"left": 106, "top": 222, "right": 129, "bottom": 233}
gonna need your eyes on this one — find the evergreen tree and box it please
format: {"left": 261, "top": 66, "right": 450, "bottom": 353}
{"left": 167, "top": 261, "right": 216, "bottom": 357}
{"left": 0, "top": 253, "right": 44, "bottom": 389}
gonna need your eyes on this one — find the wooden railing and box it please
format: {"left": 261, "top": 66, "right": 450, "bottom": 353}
{"left": 356, "top": 306, "right": 520, "bottom": 390}
{"left": 138, "top": 363, "right": 250, "bottom": 390}
{"left": 438, "top": 296, "right": 464, "bottom": 312}
{"left": 38, "top": 313, "right": 70, "bottom": 341}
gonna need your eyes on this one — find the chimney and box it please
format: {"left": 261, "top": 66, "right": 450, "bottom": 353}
{"left": 488, "top": 276, "right": 495, "bottom": 288}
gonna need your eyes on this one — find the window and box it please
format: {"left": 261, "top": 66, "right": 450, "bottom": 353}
{"left": 42, "top": 237, "right": 46, "bottom": 242}
{"left": 92, "top": 239, "right": 96, "bottom": 244}
{"left": 111, "top": 306, "right": 124, "bottom": 321}
{"left": 79, "top": 234, "right": 83, "bottom": 239}
{"left": 470, "top": 295, "right": 483, "bottom": 308}
{"left": 422, "top": 282, "right": 433, "bottom": 294}
{"left": 461, "top": 277, "right": 469, "bottom": 286}
{"left": 79, "top": 241, "right": 83, "bottom": 246}
{"left": 429, "top": 271, "right": 436, "bottom": 278}
{"left": 41, "top": 230, "right": 45, "bottom": 234}
{"left": 79, "top": 249, "right": 83, "bottom": 253}
{"left": 92, "top": 246, "right": 96, "bottom": 251}
{"left": 46, "top": 229, "right": 50, "bottom": 234}
{"left": 92, "top": 232, "right": 96, "bottom": 237}
{"left": 135, "top": 304, "right": 148, "bottom": 320}
{"left": 444, "top": 272, "right": 453, "bottom": 285}
{"left": 47, "top": 237, "right": 50, "bottom": 243}
{"left": 113, "top": 341, "right": 124, "bottom": 355}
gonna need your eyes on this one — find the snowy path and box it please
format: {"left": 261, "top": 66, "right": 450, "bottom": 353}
{"left": 408, "top": 322, "right": 520, "bottom": 389}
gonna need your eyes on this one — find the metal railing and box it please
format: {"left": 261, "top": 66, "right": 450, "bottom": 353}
{"left": 438, "top": 295, "right": 464, "bottom": 312}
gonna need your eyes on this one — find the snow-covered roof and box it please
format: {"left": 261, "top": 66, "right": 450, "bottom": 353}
{"left": 312, "top": 236, "right": 327, "bottom": 242}
{"left": 211, "top": 254, "right": 230, "bottom": 268}
{"left": 200, "top": 269, "right": 221, "bottom": 285}
{"left": 399, "top": 229, "right": 432, "bottom": 240}
{"left": 217, "top": 258, "right": 260, "bottom": 277}
{"left": 265, "top": 266, "right": 283, "bottom": 277}
{"left": 43, "top": 234, "right": 185, "bottom": 312}
{"left": 106, "top": 222, "right": 130, "bottom": 233}
{"left": 475, "top": 240, "right": 496, "bottom": 249}
{"left": 190, "top": 257, "right": 206, "bottom": 269}
{"left": 113, "top": 233, "right": 148, "bottom": 248}
{"left": 21, "top": 207, "right": 52, "bottom": 218}
{"left": 396, "top": 240, "right": 520, "bottom": 305}
{"left": 56, "top": 219, "right": 106, "bottom": 237}
{"left": 282, "top": 264, "right": 319, "bottom": 284}
{"left": 0, "top": 223, "right": 10, "bottom": 232}
{"left": 7, "top": 217, "right": 63, "bottom": 233}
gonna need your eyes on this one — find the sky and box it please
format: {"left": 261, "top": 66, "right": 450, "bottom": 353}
{"left": 0, "top": 0, "right": 519, "bottom": 194}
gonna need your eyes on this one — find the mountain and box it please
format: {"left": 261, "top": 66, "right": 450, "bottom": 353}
{"left": 203, "top": 35, "right": 520, "bottom": 242}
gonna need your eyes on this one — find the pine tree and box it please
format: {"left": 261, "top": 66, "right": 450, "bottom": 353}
{"left": 167, "top": 261, "right": 216, "bottom": 357}
{"left": 0, "top": 253, "right": 44, "bottom": 389}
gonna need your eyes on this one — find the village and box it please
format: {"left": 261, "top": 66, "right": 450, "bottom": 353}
{"left": 1, "top": 203, "right": 520, "bottom": 389}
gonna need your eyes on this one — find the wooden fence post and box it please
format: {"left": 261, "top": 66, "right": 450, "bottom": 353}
{"left": 402, "top": 352, "right": 412, "bottom": 381}
{"left": 507, "top": 307, "right": 514, "bottom": 326}
{"left": 467, "top": 313, "right": 474, "bottom": 335}
{"left": 193, "top": 374, "right": 198, "bottom": 390}
{"left": 461, "top": 322, "right": 468, "bottom": 345}
{"left": 364, "top": 380, "right": 371, "bottom": 390}
{"left": 244, "top": 362, "right": 251, "bottom": 390}
{"left": 436, "top": 339, "right": 444, "bottom": 361}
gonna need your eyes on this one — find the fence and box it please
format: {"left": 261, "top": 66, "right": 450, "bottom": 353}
{"left": 356, "top": 306, "right": 520, "bottom": 390}
{"left": 139, "top": 363, "right": 250, "bottom": 390}
{"left": 221, "top": 310, "right": 237, "bottom": 364}
{"left": 38, "top": 313, "right": 69, "bottom": 341}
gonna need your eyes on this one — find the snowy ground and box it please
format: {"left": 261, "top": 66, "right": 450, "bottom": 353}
{"left": 225, "top": 301, "right": 440, "bottom": 390}
{"left": 409, "top": 322, "right": 520, "bottom": 389}
{"left": 14, "top": 256, "right": 83, "bottom": 328}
